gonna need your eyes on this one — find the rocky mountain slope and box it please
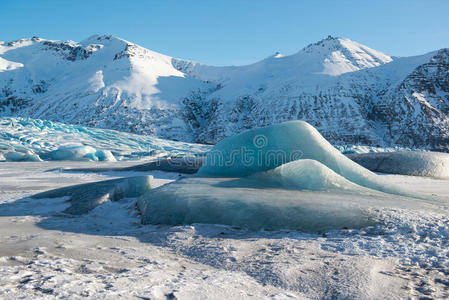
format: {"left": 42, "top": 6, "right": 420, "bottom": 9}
{"left": 1, "top": 35, "right": 448, "bottom": 150}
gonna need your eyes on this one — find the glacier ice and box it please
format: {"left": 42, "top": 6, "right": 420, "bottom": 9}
{"left": 0, "top": 117, "right": 211, "bottom": 161}
{"left": 347, "top": 151, "right": 449, "bottom": 179}
{"left": 34, "top": 176, "right": 154, "bottom": 215}
{"left": 198, "top": 120, "right": 411, "bottom": 197}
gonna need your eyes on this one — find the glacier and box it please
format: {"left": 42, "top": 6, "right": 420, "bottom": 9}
{"left": 0, "top": 117, "right": 211, "bottom": 161}
{"left": 138, "top": 121, "right": 442, "bottom": 231}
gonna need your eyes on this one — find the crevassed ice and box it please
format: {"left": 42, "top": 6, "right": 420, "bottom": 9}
{"left": 0, "top": 117, "right": 211, "bottom": 161}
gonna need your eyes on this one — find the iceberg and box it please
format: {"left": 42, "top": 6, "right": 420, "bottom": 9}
{"left": 138, "top": 121, "right": 437, "bottom": 231}
{"left": 137, "top": 177, "right": 375, "bottom": 232}
{"left": 41, "top": 146, "right": 116, "bottom": 162}
{"left": 347, "top": 151, "right": 449, "bottom": 179}
{"left": 137, "top": 176, "right": 436, "bottom": 232}
{"left": 198, "top": 120, "right": 411, "bottom": 197}
{"left": 34, "top": 176, "right": 154, "bottom": 215}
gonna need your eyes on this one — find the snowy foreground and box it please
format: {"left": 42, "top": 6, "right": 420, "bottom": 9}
{"left": 0, "top": 161, "right": 448, "bottom": 299}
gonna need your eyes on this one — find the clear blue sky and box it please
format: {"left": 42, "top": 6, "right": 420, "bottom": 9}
{"left": 1, "top": 0, "right": 448, "bottom": 65}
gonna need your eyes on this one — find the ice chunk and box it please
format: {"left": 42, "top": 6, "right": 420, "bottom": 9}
{"left": 250, "top": 159, "right": 367, "bottom": 191}
{"left": 198, "top": 120, "right": 411, "bottom": 197}
{"left": 45, "top": 146, "right": 104, "bottom": 161}
{"left": 347, "top": 151, "right": 449, "bottom": 178}
{"left": 94, "top": 149, "right": 117, "bottom": 162}
{"left": 34, "top": 176, "right": 153, "bottom": 215}
{"left": 137, "top": 122, "right": 435, "bottom": 231}
{"left": 4, "top": 151, "right": 42, "bottom": 162}
{"left": 138, "top": 176, "right": 435, "bottom": 232}
{"left": 38, "top": 146, "right": 116, "bottom": 161}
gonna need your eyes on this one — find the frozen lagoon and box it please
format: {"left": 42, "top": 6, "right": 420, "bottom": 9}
{"left": 1, "top": 161, "right": 449, "bottom": 298}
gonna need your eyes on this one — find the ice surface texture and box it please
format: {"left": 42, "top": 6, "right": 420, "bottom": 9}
{"left": 347, "top": 151, "right": 449, "bottom": 178}
{"left": 0, "top": 117, "right": 210, "bottom": 161}
{"left": 34, "top": 176, "right": 153, "bottom": 215}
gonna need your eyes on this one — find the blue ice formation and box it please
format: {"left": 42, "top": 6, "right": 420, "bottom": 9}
{"left": 198, "top": 120, "right": 409, "bottom": 197}
{"left": 138, "top": 121, "right": 432, "bottom": 231}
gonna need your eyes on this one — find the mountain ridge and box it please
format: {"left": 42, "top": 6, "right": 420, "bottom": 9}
{"left": 1, "top": 35, "right": 448, "bottom": 150}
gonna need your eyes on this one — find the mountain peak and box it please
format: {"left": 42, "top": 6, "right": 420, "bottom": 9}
{"left": 298, "top": 36, "right": 393, "bottom": 76}
{"left": 302, "top": 35, "right": 342, "bottom": 52}
{"left": 80, "top": 34, "right": 130, "bottom": 46}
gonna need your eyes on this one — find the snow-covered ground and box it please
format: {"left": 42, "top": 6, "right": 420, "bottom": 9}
{"left": 0, "top": 161, "right": 448, "bottom": 299}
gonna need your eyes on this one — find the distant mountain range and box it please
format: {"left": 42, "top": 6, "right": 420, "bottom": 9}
{"left": 1, "top": 35, "right": 448, "bottom": 150}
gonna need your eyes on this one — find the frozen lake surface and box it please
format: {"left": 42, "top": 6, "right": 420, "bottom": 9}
{"left": 1, "top": 161, "right": 449, "bottom": 299}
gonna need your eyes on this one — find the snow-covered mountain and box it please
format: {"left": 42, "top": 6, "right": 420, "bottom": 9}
{"left": 1, "top": 35, "right": 448, "bottom": 150}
